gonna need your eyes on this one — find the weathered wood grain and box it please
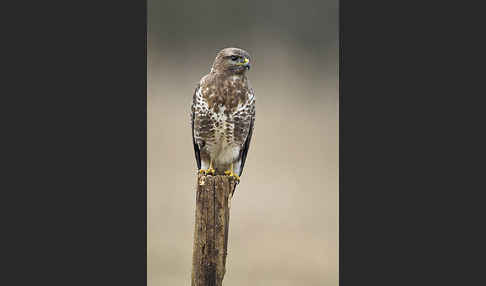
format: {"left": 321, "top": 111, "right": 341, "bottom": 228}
{"left": 191, "top": 174, "right": 237, "bottom": 286}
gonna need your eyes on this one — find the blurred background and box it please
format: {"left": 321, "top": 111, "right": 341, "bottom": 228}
{"left": 148, "top": 0, "right": 338, "bottom": 285}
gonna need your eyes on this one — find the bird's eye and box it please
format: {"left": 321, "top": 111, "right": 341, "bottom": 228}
{"left": 230, "top": 55, "right": 238, "bottom": 61}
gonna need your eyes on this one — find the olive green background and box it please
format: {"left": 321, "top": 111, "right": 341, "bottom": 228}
{"left": 148, "top": 0, "right": 338, "bottom": 285}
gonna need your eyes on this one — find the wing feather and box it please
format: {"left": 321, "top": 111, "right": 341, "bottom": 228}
{"left": 191, "top": 85, "right": 201, "bottom": 169}
{"left": 237, "top": 90, "right": 255, "bottom": 177}
{"left": 238, "top": 117, "right": 253, "bottom": 177}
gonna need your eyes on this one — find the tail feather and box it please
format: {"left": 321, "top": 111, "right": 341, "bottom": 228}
{"left": 228, "top": 180, "right": 239, "bottom": 209}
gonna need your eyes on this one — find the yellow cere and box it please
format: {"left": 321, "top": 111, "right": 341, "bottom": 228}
{"left": 237, "top": 58, "right": 249, "bottom": 65}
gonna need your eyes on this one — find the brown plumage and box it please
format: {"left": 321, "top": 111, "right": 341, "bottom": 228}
{"left": 190, "top": 47, "right": 255, "bottom": 185}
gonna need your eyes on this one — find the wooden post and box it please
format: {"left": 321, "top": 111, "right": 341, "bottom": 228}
{"left": 191, "top": 174, "right": 237, "bottom": 286}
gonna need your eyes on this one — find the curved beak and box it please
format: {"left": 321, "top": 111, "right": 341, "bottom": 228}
{"left": 238, "top": 57, "right": 250, "bottom": 70}
{"left": 243, "top": 57, "right": 250, "bottom": 70}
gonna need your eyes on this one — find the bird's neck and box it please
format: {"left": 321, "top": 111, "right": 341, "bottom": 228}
{"left": 212, "top": 71, "right": 247, "bottom": 83}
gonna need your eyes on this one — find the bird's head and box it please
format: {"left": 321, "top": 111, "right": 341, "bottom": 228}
{"left": 211, "top": 47, "right": 251, "bottom": 75}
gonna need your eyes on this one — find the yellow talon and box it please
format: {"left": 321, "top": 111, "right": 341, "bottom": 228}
{"left": 224, "top": 163, "right": 240, "bottom": 182}
{"left": 199, "top": 168, "right": 215, "bottom": 175}
{"left": 199, "top": 160, "right": 215, "bottom": 175}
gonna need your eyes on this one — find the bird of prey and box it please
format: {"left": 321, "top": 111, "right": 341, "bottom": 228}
{"left": 190, "top": 47, "right": 255, "bottom": 186}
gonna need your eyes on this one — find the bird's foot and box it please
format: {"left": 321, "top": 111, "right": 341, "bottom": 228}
{"left": 198, "top": 167, "right": 215, "bottom": 175}
{"left": 224, "top": 170, "right": 240, "bottom": 182}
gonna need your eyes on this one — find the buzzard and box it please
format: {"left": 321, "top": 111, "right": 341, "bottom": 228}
{"left": 190, "top": 47, "right": 255, "bottom": 187}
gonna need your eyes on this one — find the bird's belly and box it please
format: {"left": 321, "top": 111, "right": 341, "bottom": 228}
{"left": 206, "top": 129, "right": 240, "bottom": 165}
{"left": 204, "top": 109, "right": 241, "bottom": 166}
